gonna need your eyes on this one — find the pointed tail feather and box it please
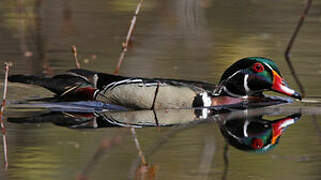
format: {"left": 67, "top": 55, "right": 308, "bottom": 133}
{"left": 8, "top": 74, "right": 51, "bottom": 87}
{"left": 8, "top": 74, "right": 94, "bottom": 98}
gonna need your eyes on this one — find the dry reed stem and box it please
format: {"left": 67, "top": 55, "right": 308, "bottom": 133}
{"left": 284, "top": 0, "right": 312, "bottom": 98}
{"left": 311, "top": 115, "right": 321, "bottom": 145}
{"left": 76, "top": 135, "right": 122, "bottom": 180}
{"left": 197, "top": 136, "right": 216, "bottom": 180}
{"left": 0, "top": 63, "right": 10, "bottom": 169}
{"left": 128, "top": 121, "right": 203, "bottom": 178}
{"left": 72, "top": 45, "right": 80, "bottom": 69}
{"left": 78, "top": 0, "right": 145, "bottom": 178}
{"left": 114, "top": 0, "right": 144, "bottom": 75}
{"left": 130, "top": 127, "right": 158, "bottom": 179}
{"left": 131, "top": 127, "right": 147, "bottom": 165}
{"left": 221, "top": 143, "right": 229, "bottom": 180}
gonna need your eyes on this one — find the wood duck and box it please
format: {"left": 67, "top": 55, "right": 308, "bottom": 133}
{"left": 8, "top": 57, "right": 301, "bottom": 109}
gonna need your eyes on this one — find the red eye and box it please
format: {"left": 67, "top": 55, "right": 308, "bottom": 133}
{"left": 252, "top": 63, "right": 264, "bottom": 73}
{"left": 251, "top": 138, "right": 264, "bottom": 150}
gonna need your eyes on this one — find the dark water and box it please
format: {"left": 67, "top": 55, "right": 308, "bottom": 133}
{"left": 0, "top": 0, "right": 321, "bottom": 179}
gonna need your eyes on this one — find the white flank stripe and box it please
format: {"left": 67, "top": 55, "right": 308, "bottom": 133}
{"left": 201, "top": 92, "right": 212, "bottom": 107}
{"left": 200, "top": 108, "right": 210, "bottom": 119}
{"left": 93, "top": 74, "right": 98, "bottom": 88}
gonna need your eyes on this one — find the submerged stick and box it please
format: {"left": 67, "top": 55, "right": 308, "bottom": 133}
{"left": 284, "top": 0, "right": 312, "bottom": 98}
{"left": 72, "top": 45, "right": 80, "bottom": 69}
{"left": 114, "top": 0, "right": 144, "bottom": 74}
{"left": 0, "top": 63, "right": 10, "bottom": 169}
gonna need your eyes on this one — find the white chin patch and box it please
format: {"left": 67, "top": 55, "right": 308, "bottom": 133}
{"left": 200, "top": 92, "right": 212, "bottom": 107}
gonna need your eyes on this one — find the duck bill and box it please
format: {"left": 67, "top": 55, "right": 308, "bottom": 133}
{"left": 271, "top": 113, "right": 301, "bottom": 144}
{"left": 271, "top": 70, "right": 302, "bottom": 100}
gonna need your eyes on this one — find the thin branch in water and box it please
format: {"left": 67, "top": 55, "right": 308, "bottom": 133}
{"left": 128, "top": 121, "right": 205, "bottom": 178}
{"left": 311, "top": 115, "right": 321, "bottom": 145}
{"left": 0, "top": 63, "right": 11, "bottom": 169}
{"left": 76, "top": 135, "right": 122, "bottom": 180}
{"left": 221, "top": 143, "right": 229, "bottom": 180}
{"left": 130, "top": 127, "right": 158, "bottom": 179}
{"left": 131, "top": 127, "right": 147, "bottom": 166}
{"left": 197, "top": 136, "right": 216, "bottom": 180}
{"left": 72, "top": 45, "right": 80, "bottom": 69}
{"left": 114, "top": 0, "right": 144, "bottom": 75}
{"left": 284, "top": 0, "right": 312, "bottom": 98}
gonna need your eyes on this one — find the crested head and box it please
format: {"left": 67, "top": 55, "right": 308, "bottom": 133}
{"left": 216, "top": 57, "right": 301, "bottom": 100}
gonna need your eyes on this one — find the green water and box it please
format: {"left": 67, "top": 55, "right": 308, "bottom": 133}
{"left": 0, "top": 0, "right": 320, "bottom": 179}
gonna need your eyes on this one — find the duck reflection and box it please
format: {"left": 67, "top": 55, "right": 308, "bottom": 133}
{"left": 219, "top": 112, "right": 301, "bottom": 152}
{"left": 7, "top": 108, "right": 217, "bottom": 128}
{"left": 8, "top": 107, "right": 301, "bottom": 148}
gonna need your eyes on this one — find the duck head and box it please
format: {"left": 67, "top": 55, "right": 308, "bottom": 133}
{"left": 216, "top": 57, "right": 302, "bottom": 100}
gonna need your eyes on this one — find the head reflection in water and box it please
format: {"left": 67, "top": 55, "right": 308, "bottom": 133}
{"left": 219, "top": 113, "right": 301, "bottom": 152}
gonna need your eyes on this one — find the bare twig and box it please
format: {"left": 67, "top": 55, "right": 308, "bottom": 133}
{"left": 0, "top": 63, "right": 10, "bottom": 169}
{"left": 114, "top": 0, "right": 144, "bottom": 75}
{"left": 284, "top": 0, "right": 312, "bottom": 98}
{"left": 76, "top": 135, "right": 122, "bottom": 180}
{"left": 72, "top": 45, "right": 80, "bottom": 69}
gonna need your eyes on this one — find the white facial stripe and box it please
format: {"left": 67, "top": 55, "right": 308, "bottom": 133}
{"left": 200, "top": 92, "right": 212, "bottom": 107}
{"left": 223, "top": 86, "right": 247, "bottom": 98}
{"left": 263, "top": 62, "right": 274, "bottom": 71}
{"left": 244, "top": 74, "right": 250, "bottom": 93}
{"left": 228, "top": 70, "right": 241, "bottom": 80}
{"left": 221, "top": 70, "right": 248, "bottom": 98}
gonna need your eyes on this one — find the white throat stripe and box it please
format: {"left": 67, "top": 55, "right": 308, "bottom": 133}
{"left": 244, "top": 74, "right": 250, "bottom": 93}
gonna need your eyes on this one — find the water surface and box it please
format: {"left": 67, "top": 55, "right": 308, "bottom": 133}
{"left": 0, "top": 0, "right": 321, "bottom": 179}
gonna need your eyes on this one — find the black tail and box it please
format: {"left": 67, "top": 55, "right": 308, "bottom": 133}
{"left": 8, "top": 74, "right": 51, "bottom": 88}
{"left": 8, "top": 74, "right": 92, "bottom": 96}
